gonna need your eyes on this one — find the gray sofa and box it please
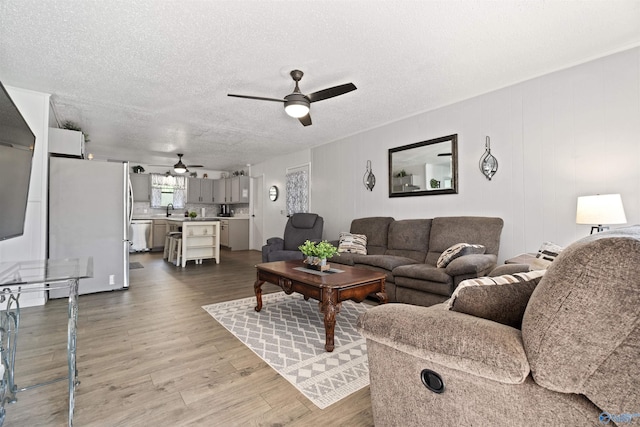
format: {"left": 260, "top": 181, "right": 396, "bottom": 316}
{"left": 330, "top": 216, "right": 504, "bottom": 306}
{"left": 358, "top": 226, "right": 640, "bottom": 426}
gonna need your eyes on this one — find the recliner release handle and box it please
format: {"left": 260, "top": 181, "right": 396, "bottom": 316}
{"left": 421, "top": 369, "right": 445, "bottom": 394}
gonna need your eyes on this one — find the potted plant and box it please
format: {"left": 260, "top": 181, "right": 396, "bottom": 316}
{"left": 315, "top": 240, "right": 339, "bottom": 261}
{"left": 299, "top": 240, "right": 317, "bottom": 263}
{"left": 189, "top": 211, "right": 197, "bottom": 220}
{"left": 298, "top": 240, "right": 339, "bottom": 270}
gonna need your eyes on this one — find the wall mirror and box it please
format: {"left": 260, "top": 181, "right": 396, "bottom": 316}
{"left": 388, "top": 134, "right": 458, "bottom": 197}
{"left": 269, "top": 185, "right": 279, "bottom": 201}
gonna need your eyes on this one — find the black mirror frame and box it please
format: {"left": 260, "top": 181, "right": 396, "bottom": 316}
{"left": 388, "top": 134, "right": 458, "bottom": 198}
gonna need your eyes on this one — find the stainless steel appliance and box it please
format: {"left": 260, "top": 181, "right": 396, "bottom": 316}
{"left": 48, "top": 157, "right": 131, "bottom": 297}
{"left": 130, "top": 220, "right": 152, "bottom": 251}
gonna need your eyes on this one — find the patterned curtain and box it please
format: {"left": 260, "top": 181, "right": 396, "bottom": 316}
{"left": 172, "top": 187, "right": 185, "bottom": 207}
{"left": 286, "top": 170, "right": 309, "bottom": 215}
{"left": 150, "top": 173, "right": 165, "bottom": 187}
{"left": 173, "top": 175, "right": 186, "bottom": 190}
{"left": 150, "top": 174, "right": 186, "bottom": 208}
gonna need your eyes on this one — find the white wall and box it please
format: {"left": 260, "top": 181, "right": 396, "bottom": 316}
{"left": 255, "top": 47, "right": 640, "bottom": 262}
{"left": 0, "top": 86, "right": 50, "bottom": 262}
{"left": 251, "top": 149, "right": 311, "bottom": 247}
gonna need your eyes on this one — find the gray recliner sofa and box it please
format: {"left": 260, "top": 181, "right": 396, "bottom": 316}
{"left": 358, "top": 226, "right": 640, "bottom": 426}
{"left": 330, "top": 216, "right": 503, "bottom": 306}
{"left": 261, "top": 213, "right": 324, "bottom": 262}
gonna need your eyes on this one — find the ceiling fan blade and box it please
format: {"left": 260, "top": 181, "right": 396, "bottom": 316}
{"left": 227, "top": 94, "right": 284, "bottom": 103}
{"left": 307, "top": 83, "right": 357, "bottom": 103}
{"left": 187, "top": 165, "right": 204, "bottom": 168}
{"left": 298, "top": 114, "right": 312, "bottom": 126}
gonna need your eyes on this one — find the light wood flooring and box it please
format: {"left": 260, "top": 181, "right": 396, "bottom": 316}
{"left": 6, "top": 250, "right": 374, "bottom": 426}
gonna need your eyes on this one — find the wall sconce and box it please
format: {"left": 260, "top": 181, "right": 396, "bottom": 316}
{"left": 479, "top": 136, "right": 498, "bottom": 180}
{"left": 576, "top": 194, "right": 627, "bottom": 234}
{"left": 363, "top": 160, "right": 376, "bottom": 191}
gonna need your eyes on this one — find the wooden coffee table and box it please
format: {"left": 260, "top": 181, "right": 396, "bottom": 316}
{"left": 254, "top": 260, "right": 387, "bottom": 352}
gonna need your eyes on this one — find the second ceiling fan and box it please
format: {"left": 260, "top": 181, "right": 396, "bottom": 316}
{"left": 150, "top": 153, "right": 203, "bottom": 173}
{"left": 228, "top": 70, "right": 357, "bottom": 126}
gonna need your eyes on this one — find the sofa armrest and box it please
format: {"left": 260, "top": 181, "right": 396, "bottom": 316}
{"left": 357, "top": 303, "right": 530, "bottom": 384}
{"left": 265, "top": 237, "right": 285, "bottom": 249}
{"left": 262, "top": 237, "right": 285, "bottom": 262}
{"left": 489, "top": 263, "right": 531, "bottom": 276}
{"left": 445, "top": 253, "right": 497, "bottom": 276}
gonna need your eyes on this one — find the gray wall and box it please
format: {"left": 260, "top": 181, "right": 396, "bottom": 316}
{"left": 251, "top": 149, "right": 311, "bottom": 246}
{"left": 256, "top": 47, "right": 640, "bottom": 263}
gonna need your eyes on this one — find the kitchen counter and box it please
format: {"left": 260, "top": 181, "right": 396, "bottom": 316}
{"left": 166, "top": 217, "right": 221, "bottom": 222}
{"left": 133, "top": 215, "right": 249, "bottom": 221}
{"left": 214, "top": 216, "right": 250, "bottom": 221}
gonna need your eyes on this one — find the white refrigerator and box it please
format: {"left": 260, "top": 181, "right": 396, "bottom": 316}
{"left": 49, "top": 157, "right": 131, "bottom": 297}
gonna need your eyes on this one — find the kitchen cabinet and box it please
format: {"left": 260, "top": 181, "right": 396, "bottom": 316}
{"left": 130, "top": 173, "right": 151, "bottom": 202}
{"left": 219, "top": 218, "right": 249, "bottom": 250}
{"left": 230, "top": 176, "right": 250, "bottom": 203}
{"left": 152, "top": 219, "right": 167, "bottom": 251}
{"left": 391, "top": 175, "right": 421, "bottom": 192}
{"left": 220, "top": 219, "right": 229, "bottom": 247}
{"left": 213, "top": 177, "right": 250, "bottom": 204}
{"left": 48, "top": 127, "right": 85, "bottom": 157}
{"left": 213, "top": 179, "right": 226, "bottom": 203}
{"left": 187, "top": 177, "right": 214, "bottom": 204}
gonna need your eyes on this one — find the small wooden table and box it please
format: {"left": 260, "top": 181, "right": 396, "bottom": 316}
{"left": 254, "top": 260, "right": 387, "bottom": 352}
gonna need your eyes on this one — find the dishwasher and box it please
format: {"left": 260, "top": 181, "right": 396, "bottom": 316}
{"left": 129, "top": 220, "right": 153, "bottom": 252}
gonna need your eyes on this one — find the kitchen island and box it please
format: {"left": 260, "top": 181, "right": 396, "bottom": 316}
{"left": 167, "top": 218, "right": 220, "bottom": 267}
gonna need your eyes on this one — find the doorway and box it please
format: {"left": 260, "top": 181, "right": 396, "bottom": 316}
{"left": 250, "top": 175, "right": 264, "bottom": 250}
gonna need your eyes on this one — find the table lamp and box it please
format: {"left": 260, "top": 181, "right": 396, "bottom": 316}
{"left": 576, "top": 194, "right": 627, "bottom": 234}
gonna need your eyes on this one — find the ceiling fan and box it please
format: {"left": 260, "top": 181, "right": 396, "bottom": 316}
{"left": 228, "top": 70, "right": 357, "bottom": 126}
{"left": 152, "top": 153, "right": 203, "bottom": 173}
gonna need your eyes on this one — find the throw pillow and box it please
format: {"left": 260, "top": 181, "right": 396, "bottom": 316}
{"left": 338, "top": 232, "right": 367, "bottom": 255}
{"left": 536, "top": 241, "right": 563, "bottom": 262}
{"left": 446, "top": 270, "right": 546, "bottom": 328}
{"left": 436, "top": 243, "right": 486, "bottom": 268}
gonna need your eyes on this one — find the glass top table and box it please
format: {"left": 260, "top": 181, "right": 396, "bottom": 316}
{"left": 0, "top": 257, "right": 93, "bottom": 286}
{"left": 0, "top": 257, "right": 93, "bottom": 427}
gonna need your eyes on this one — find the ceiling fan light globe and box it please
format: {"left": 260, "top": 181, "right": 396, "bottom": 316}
{"left": 285, "top": 104, "right": 309, "bottom": 118}
{"left": 284, "top": 93, "right": 310, "bottom": 118}
{"left": 174, "top": 160, "right": 187, "bottom": 174}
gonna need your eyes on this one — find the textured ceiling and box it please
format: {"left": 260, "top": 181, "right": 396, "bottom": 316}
{"left": 1, "top": 1, "right": 639, "bottom": 171}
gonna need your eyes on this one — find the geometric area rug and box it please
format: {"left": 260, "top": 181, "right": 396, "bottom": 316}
{"left": 202, "top": 291, "right": 371, "bottom": 409}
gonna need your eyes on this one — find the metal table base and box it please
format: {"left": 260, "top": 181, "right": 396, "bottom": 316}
{"left": 0, "top": 258, "right": 91, "bottom": 427}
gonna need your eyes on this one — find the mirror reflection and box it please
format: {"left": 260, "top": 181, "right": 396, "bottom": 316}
{"left": 388, "top": 134, "right": 458, "bottom": 197}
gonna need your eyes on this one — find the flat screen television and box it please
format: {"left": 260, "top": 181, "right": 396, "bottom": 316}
{"left": 0, "top": 80, "right": 36, "bottom": 241}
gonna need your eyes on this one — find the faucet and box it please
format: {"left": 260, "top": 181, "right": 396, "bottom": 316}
{"left": 166, "top": 203, "right": 174, "bottom": 217}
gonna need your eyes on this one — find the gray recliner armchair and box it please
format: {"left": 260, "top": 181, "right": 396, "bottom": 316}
{"left": 261, "top": 213, "right": 324, "bottom": 262}
{"left": 358, "top": 226, "right": 640, "bottom": 426}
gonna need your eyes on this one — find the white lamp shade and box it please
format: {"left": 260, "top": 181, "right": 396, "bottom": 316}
{"left": 576, "top": 194, "right": 627, "bottom": 225}
{"left": 174, "top": 158, "right": 187, "bottom": 174}
{"left": 284, "top": 103, "right": 310, "bottom": 118}
{"left": 284, "top": 93, "right": 310, "bottom": 118}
